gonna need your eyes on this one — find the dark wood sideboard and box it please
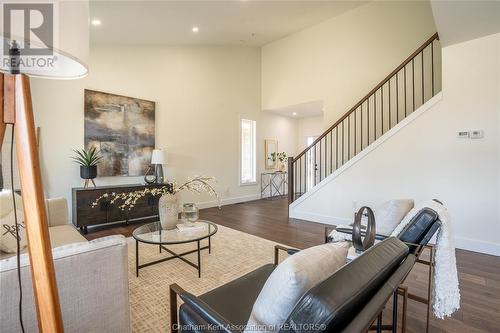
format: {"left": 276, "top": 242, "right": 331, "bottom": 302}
{"left": 72, "top": 183, "right": 169, "bottom": 234}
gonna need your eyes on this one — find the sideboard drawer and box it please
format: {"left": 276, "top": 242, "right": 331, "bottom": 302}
{"left": 72, "top": 183, "right": 166, "bottom": 233}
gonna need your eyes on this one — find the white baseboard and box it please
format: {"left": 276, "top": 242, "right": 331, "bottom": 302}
{"left": 455, "top": 236, "right": 500, "bottom": 256}
{"left": 196, "top": 193, "right": 261, "bottom": 210}
{"left": 291, "top": 210, "right": 351, "bottom": 226}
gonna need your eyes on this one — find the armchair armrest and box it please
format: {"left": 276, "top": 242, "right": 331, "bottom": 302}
{"left": 274, "top": 244, "right": 299, "bottom": 264}
{"left": 170, "top": 284, "right": 238, "bottom": 333}
{"left": 180, "top": 292, "right": 237, "bottom": 333}
{"left": 170, "top": 283, "right": 185, "bottom": 333}
{"left": 335, "top": 227, "right": 388, "bottom": 241}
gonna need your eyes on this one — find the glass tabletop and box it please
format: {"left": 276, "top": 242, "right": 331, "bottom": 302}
{"left": 132, "top": 220, "right": 218, "bottom": 245}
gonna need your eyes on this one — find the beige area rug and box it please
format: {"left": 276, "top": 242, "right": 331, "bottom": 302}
{"left": 127, "top": 224, "right": 287, "bottom": 332}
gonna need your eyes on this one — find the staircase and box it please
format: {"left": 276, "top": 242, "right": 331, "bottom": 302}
{"left": 287, "top": 33, "right": 441, "bottom": 204}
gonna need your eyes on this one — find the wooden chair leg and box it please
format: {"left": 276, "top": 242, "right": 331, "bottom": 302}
{"left": 392, "top": 290, "right": 398, "bottom": 333}
{"left": 401, "top": 286, "right": 408, "bottom": 333}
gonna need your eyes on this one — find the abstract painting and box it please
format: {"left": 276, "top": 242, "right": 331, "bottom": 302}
{"left": 84, "top": 89, "right": 155, "bottom": 177}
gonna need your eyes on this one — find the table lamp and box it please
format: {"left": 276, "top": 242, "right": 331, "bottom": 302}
{"left": 151, "top": 149, "right": 167, "bottom": 183}
{"left": 0, "top": 1, "right": 89, "bottom": 332}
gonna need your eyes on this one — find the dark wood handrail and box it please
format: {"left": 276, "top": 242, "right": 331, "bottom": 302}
{"left": 293, "top": 32, "right": 439, "bottom": 162}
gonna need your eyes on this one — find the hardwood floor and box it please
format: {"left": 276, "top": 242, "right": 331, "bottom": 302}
{"left": 84, "top": 198, "right": 500, "bottom": 333}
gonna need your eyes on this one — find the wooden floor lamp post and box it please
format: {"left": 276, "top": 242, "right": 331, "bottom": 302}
{"left": 0, "top": 1, "right": 89, "bottom": 331}
{"left": 0, "top": 73, "right": 64, "bottom": 332}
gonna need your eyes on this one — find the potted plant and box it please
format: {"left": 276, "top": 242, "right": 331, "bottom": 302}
{"left": 277, "top": 152, "right": 287, "bottom": 171}
{"left": 269, "top": 151, "right": 287, "bottom": 171}
{"left": 71, "top": 146, "right": 103, "bottom": 188}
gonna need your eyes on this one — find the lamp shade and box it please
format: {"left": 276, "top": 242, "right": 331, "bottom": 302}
{"left": 151, "top": 149, "right": 167, "bottom": 165}
{"left": 0, "top": 0, "right": 89, "bottom": 78}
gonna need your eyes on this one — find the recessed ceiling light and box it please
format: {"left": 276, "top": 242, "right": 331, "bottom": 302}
{"left": 292, "top": 112, "right": 297, "bottom": 116}
{"left": 91, "top": 19, "right": 101, "bottom": 26}
{"left": 192, "top": 26, "right": 199, "bottom": 33}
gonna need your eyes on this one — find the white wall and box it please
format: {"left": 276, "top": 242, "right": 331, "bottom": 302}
{"left": 296, "top": 116, "right": 325, "bottom": 152}
{"left": 291, "top": 33, "right": 500, "bottom": 256}
{"left": 29, "top": 44, "right": 297, "bottom": 214}
{"left": 262, "top": 0, "right": 437, "bottom": 128}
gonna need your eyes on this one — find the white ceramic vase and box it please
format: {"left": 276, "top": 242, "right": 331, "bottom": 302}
{"left": 158, "top": 194, "right": 179, "bottom": 230}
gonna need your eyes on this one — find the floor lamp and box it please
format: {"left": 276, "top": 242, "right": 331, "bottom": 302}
{"left": 0, "top": 1, "right": 89, "bottom": 332}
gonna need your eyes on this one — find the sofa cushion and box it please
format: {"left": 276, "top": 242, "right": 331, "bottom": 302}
{"left": 246, "top": 242, "right": 349, "bottom": 332}
{"left": 0, "top": 224, "right": 86, "bottom": 260}
{"left": 46, "top": 198, "right": 69, "bottom": 227}
{"left": 49, "top": 225, "right": 87, "bottom": 248}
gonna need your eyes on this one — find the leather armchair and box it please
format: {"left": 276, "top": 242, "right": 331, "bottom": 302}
{"left": 170, "top": 237, "right": 413, "bottom": 333}
{"left": 329, "top": 206, "right": 441, "bottom": 254}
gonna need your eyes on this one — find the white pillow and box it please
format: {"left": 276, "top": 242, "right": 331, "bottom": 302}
{"left": 375, "top": 199, "right": 414, "bottom": 236}
{"left": 0, "top": 209, "right": 27, "bottom": 253}
{"left": 245, "top": 242, "right": 349, "bottom": 332}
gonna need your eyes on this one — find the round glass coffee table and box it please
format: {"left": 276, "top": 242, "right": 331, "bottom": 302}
{"left": 132, "top": 220, "right": 217, "bottom": 278}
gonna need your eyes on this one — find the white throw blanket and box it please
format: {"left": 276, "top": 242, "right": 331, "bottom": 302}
{"left": 328, "top": 200, "right": 460, "bottom": 319}
{"left": 391, "top": 200, "right": 460, "bottom": 319}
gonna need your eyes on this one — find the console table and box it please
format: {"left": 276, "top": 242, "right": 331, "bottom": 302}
{"left": 72, "top": 183, "right": 170, "bottom": 234}
{"left": 260, "top": 172, "right": 288, "bottom": 199}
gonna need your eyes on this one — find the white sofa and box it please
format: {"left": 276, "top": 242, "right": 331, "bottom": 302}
{"left": 0, "top": 198, "right": 131, "bottom": 333}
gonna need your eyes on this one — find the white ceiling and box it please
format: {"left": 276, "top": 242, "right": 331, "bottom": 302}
{"left": 90, "top": 1, "right": 367, "bottom": 46}
{"left": 431, "top": 0, "right": 500, "bottom": 47}
{"left": 265, "top": 100, "right": 324, "bottom": 119}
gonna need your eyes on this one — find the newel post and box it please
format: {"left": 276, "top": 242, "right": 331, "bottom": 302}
{"left": 287, "top": 157, "right": 294, "bottom": 206}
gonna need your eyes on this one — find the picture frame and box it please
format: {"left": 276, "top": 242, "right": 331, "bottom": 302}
{"left": 84, "top": 89, "right": 155, "bottom": 177}
{"left": 265, "top": 139, "right": 278, "bottom": 170}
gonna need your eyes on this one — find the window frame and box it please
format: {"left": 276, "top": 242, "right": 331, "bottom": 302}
{"left": 239, "top": 118, "right": 257, "bottom": 186}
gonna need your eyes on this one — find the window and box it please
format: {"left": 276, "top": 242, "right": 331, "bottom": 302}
{"left": 240, "top": 119, "right": 256, "bottom": 184}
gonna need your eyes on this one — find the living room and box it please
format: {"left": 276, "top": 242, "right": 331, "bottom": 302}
{"left": 1, "top": 0, "right": 499, "bottom": 332}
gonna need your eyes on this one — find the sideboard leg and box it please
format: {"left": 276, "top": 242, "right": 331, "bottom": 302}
{"left": 136, "top": 240, "right": 139, "bottom": 277}
{"left": 197, "top": 240, "right": 201, "bottom": 278}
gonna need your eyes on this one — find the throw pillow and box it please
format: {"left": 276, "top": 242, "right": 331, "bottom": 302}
{"left": 375, "top": 199, "right": 414, "bottom": 236}
{"left": 245, "top": 241, "right": 349, "bottom": 332}
{"left": 0, "top": 189, "right": 23, "bottom": 218}
{"left": 0, "top": 208, "right": 27, "bottom": 253}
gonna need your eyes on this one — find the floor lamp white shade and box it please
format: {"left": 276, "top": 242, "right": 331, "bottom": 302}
{"left": 0, "top": 0, "right": 89, "bottom": 78}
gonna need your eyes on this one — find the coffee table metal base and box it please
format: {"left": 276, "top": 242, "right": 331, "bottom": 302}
{"left": 135, "top": 237, "right": 211, "bottom": 278}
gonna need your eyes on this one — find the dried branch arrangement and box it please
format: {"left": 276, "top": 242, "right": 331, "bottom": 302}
{"left": 92, "top": 176, "right": 220, "bottom": 211}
